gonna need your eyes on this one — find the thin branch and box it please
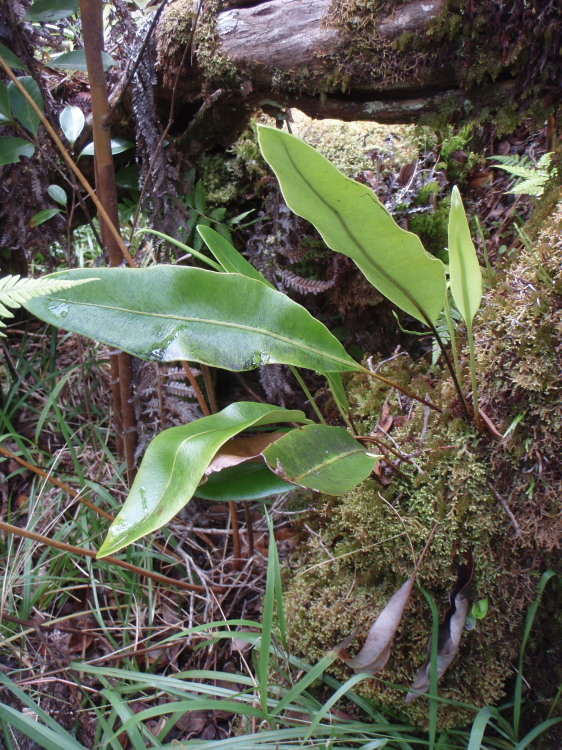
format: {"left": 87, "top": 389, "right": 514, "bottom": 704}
{"left": 487, "top": 482, "right": 522, "bottom": 538}
{"left": 0, "top": 520, "right": 227, "bottom": 593}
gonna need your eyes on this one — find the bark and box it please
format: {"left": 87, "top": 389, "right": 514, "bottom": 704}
{"left": 153, "top": 0, "right": 561, "bottom": 153}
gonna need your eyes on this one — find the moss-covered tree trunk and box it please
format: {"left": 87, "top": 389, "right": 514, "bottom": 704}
{"left": 153, "top": 0, "right": 561, "bottom": 154}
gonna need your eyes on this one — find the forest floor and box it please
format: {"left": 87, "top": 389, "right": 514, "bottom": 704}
{"left": 0, "top": 115, "right": 557, "bottom": 748}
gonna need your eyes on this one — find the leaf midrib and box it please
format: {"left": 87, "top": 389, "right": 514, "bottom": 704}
{"left": 44, "top": 295, "right": 358, "bottom": 371}
{"left": 287, "top": 445, "right": 369, "bottom": 482}
{"left": 278, "top": 138, "right": 438, "bottom": 325}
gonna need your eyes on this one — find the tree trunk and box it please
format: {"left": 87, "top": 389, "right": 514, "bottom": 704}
{"left": 153, "top": 0, "right": 561, "bottom": 153}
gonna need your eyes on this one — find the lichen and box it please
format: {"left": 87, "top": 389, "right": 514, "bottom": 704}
{"left": 285, "top": 191, "right": 562, "bottom": 727}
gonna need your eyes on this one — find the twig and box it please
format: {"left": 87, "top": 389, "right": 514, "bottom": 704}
{"left": 181, "top": 362, "right": 211, "bottom": 416}
{"left": 0, "top": 520, "right": 227, "bottom": 593}
{"left": 487, "top": 482, "right": 522, "bottom": 538}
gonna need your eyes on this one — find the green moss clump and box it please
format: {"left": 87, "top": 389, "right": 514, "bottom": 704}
{"left": 291, "top": 115, "right": 417, "bottom": 177}
{"left": 193, "top": 0, "right": 240, "bottom": 89}
{"left": 196, "top": 125, "right": 267, "bottom": 206}
{"left": 408, "top": 197, "right": 450, "bottom": 257}
{"left": 285, "top": 194, "right": 562, "bottom": 728}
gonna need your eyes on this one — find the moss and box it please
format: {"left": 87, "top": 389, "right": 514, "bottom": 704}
{"left": 326, "top": 1, "right": 560, "bottom": 131}
{"left": 291, "top": 113, "right": 417, "bottom": 177}
{"left": 408, "top": 198, "right": 450, "bottom": 257}
{"left": 193, "top": 0, "right": 240, "bottom": 89}
{"left": 285, "top": 194, "right": 562, "bottom": 727}
{"left": 196, "top": 124, "right": 268, "bottom": 206}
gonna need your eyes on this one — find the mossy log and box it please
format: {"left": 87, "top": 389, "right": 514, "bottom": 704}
{"left": 155, "top": 0, "right": 561, "bottom": 153}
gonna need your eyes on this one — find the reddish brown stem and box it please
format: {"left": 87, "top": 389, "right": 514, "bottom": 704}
{"left": 79, "top": 0, "right": 138, "bottom": 483}
{"left": 0, "top": 520, "right": 226, "bottom": 593}
{"left": 181, "top": 362, "right": 211, "bottom": 416}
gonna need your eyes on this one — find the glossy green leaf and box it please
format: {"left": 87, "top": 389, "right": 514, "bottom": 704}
{"left": 197, "top": 225, "right": 274, "bottom": 287}
{"left": 47, "top": 49, "right": 115, "bottom": 72}
{"left": 47, "top": 184, "right": 67, "bottom": 206}
{"left": 115, "top": 163, "right": 140, "bottom": 190}
{"left": 0, "top": 81, "right": 11, "bottom": 122}
{"left": 59, "top": 105, "right": 84, "bottom": 144}
{"left": 195, "top": 461, "right": 295, "bottom": 501}
{"left": 25, "top": 0, "right": 79, "bottom": 22}
{"left": 79, "top": 137, "right": 133, "bottom": 157}
{"left": 258, "top": 125, "right": 446, "bottom": 325}
{"left": 262, "top": 423, "right": 375, "bottom": 495}
{"left": 97, "top": 402, "right": 308, "bottom": 556}
{"left": 24, "top": 267, "right": 360, "bottom": 373}
{"left": 8, "top": 76, "right": 43, "bottom": 135}
{"left": 448, "top": 186, "right": 482, "bottom": 325}
{"left": 0, "top": 136, "right": 35, "bottom": 165}
{"left": 0, "top": 44, "right": 28, "bottom": 72}
{"left": 29, "top": 207, "right": 61, "bottom": 227}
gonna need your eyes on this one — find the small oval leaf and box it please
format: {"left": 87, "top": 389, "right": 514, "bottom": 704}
{"left": 79, "top": 137, "right": 133, "bottom": 158}
{"left": 59, "top": 105, "right": 85, "bottom": 144}
{"left": 47, "top": 49, "right": 115, "bottom": 72}
{"left": 0, "top": 82, "right": 11, "bottom": 122}
{"left": 8, "top": 77, "right": 43, "bottom": 135}
{"left": 29, "top": 208, "right": 61, "bottom": 227}
{"left": 0, "top": 44, "right": 28, "bottom": 72}
{"left": 47, "top": 184, "right": 67, "bottom": 206}
{"left": 263, "top": 423, "right": 375, "bottom": 495}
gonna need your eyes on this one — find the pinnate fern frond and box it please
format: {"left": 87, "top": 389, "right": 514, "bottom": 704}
{"left": 489, "top": 152, "right": 554, "bottom": 197}
{"left": 0, "top": 275, "right": 96, "bottom": 336}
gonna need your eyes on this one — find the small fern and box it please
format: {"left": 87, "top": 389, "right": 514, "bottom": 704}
{"left": 0, "top": 275, "right": 97, "bottom": 336}
{"left": 489, "top": 152, "right": 555, "bottom": 196}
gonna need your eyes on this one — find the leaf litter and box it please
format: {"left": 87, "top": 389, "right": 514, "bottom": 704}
{"left": 335, "top": 522, "right": 439, "bottom": 675}
{"left": 405, "top": 549, "right": 474, "bottom": 703}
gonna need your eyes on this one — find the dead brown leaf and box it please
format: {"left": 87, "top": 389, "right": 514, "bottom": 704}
{"left": 338, "top": 574, "right": 416, "bottom": 675}
{"left": 336, "top": 524, "right": 440, "bottom": 676}
{"left": 405, "top": 551, "right": 474, "bottom": 703}
{"left": 204, "top": 432, "right": 285, "bottom": 476}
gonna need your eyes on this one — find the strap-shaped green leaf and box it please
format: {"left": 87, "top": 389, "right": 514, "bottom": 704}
{"left": 24, "top": 266, "right": 360, "bottom": 373}
{"left": 97, "top": 402, "right": 308, "bottom": 556}
{"left": 258, "top": 126, "right": 446, "bottom": 325}
{"left": 197, "top": 225, "right": 273, "bottom": 286}
{"left": 262, "top": 423, "right": 375, "bottom": 495}
{"left": 448, "top": 186, "right": 482, "bottom": 325}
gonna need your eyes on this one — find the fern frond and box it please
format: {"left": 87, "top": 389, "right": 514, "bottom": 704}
{"left": 0, "top": 275, "right": 97, "bottom": 336}
{"left": 507, "top": 179, "right": 548, "bottom": 196}
{"left": 491, "top": 164, "right": 539, "bottom": 179}
{"left": 537, "top": 152, "right": 554, "bottom": 170}
{"left": 489, "top": 154, "right": 533, "bottom": 169}
{"left": 277, "top": 269, "right": 334, "bottom": 295}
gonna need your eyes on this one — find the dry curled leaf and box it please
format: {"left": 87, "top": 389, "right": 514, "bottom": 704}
{"left": 338, "top": 573, "right": 416, "bottom": 675}
{"left": 336, "top": 525, "right": 438, "bottom": 676}
{"left": 405, "top": 551, "right": 474, "bottom": 704}
{"left": 204, "top": 432, "right": 285, "bottom": 476}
